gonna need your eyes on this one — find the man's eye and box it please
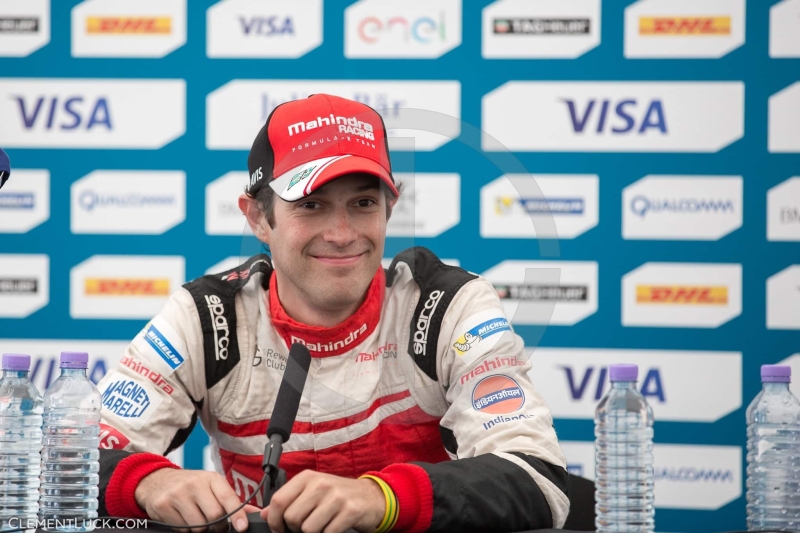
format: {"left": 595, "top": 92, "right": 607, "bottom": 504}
{"left": 299, "top": 202, "right": 319, "bottom": 209}
{"left": 358, "top": 199, "right": 377, "bottom": 207}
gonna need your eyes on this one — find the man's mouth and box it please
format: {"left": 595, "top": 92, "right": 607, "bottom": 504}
{"left": 311, "top": 252, "right": 366, "bottom": 266}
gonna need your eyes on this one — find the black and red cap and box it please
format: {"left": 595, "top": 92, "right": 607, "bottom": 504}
{"left": 247, "top": 93, "right": 398, "bottom": 201}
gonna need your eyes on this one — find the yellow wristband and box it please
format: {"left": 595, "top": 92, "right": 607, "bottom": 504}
{"left": 360, "top": 475, "right": 399, "bottom": 533}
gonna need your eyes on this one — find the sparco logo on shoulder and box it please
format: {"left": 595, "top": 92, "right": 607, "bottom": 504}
{"left": 414, "top": 290, "right": 444, "bottom": 356}
{"left": 205, "top": 294, "right": 230, "bottom": 360}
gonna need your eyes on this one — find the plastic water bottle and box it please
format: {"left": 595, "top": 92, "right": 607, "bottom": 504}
{"left": 746, "top": 364, "right": 800, "bottom": 531}
{"left": 39, "top": 352, "right": 102, "bottom": 532}
{"left": 0, "top": 354, "right": 44, "bottom": 533}
{"left": 594, "top": 364, "right": 655, "bottom": 533}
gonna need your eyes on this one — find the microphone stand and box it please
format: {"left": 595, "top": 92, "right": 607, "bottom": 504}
{"left": 261, "top": 434, "right": 287, "bottom": 505}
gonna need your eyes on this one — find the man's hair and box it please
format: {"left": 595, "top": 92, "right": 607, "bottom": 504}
{"left": 247, "top": 174, "right": 404, "bottom": 228}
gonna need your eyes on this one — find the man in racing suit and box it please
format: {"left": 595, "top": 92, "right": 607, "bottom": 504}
{"left": 95, "top": 94, "right": 569, "bottom": 533}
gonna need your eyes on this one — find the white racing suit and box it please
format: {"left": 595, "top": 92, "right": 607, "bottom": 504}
{"left": 95, "top": 247, "right": 570, "bottom": 532}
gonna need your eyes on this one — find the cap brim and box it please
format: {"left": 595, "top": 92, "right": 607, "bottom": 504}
{"left": 270, "top": 155, "right": 398, "bottom": 202}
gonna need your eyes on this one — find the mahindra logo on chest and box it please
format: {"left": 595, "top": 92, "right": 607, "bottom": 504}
{"left": 205, "top": 294, "right": 230, "bottom": 360}
{"left": 414, "top": 290, "right": 444, "bottom": 355}
{"left": 291, "top": 323, "right": 367, "bottom": 353}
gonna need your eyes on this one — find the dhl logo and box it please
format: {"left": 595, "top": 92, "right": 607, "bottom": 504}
{"left": 639, "top": 16, "right": 731, "bottom": 35}
{"left": 85, "top": 278, "right": 170, "bottom": 296}
{"left": 636, "top": 285, "right": 728, "bottom": 305}
{"left": 86, "top": 17, "right": 171, "bottom": 34}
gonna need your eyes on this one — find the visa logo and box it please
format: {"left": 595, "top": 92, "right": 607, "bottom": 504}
{"left": 564, "top": 99, "right": 667, "bottom": 134}
{"left": 561, "top": 365, "right": 666, "bottom": 403}
{"left": 239, "top": 16, "right": 294, "bottom": 36}
{"left": 13, "top": 96, "right": 112, "bottom": 130}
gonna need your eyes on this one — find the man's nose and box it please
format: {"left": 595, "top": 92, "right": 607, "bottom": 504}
{"left": 322, "top": 208, "right": 359, "bottom": 246}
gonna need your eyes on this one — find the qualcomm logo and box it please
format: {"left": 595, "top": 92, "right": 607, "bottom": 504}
{"left": 386, "top": 173, "right": 460, "bottom": 237}
{"left": 768, "top": 176, "right": 800, "bottom": 241}
{"left": 770, "top": 0, "right": 800, "bottom": 58}
{"left": 622, "top": 262, "right": 742, "bottom": 328}
{"left": 559, "top": 441, "right": 741, "bottom": 510}
{"left": 527, "top": 347, "right": 742, "bottom": 423}
{"left": 0, "top": 169, "right": 49, "bottom": 234}
{"left": 480, "top": 174, "right": 598, "bottom": 239}
{"left": 623, "top": 175, "right": 742, "bottom": 240}
{"left": 482, "top": 0, "right": 600, "bottom": 59}
{"left": 481, "top": 260, "right": 598, "bottom": 326}
{"left": 0, "top": 0, "right": 50, "bottom": 57}
{"left": 206, "top": 0, "right": 322, "bottom": 58}
{"left": 767, "top": 265, "right": 800, "bottom": 330}
{"left": 624, "top": 0, "right": 745, "bottom": 58}
{"left": 71, "top": 0, "right": 186, "bottom": 58}
{"left": 71, "top": 171, "right": 185, "bottom": 235}
{"left": 769, "top": 82, "right": 800, "bottom": 153}
{"left": 345, "top": 0, "right": 462, "bottom": 59}
{"left": 0, "top": 254, "right": 49, "bottom": 318}
{"left": 0, "top": 78, "right": 185, "bottom": 148}
{"left": 70, "top": 255, "right": 185, "bottom": 319}
{"left": 207, "top": 80, "right": 460, "bottom": 152}
{"left": 482, "top": 81, "right": 744, "bottom": 153}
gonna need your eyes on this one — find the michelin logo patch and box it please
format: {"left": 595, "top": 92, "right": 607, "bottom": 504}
{"left": 453, "top": 317, "right": 511, "bottom": 356}
{"left": 100, "top": 375, "right": 162, "bottom": 430}
{"left": 145, "top": 324, "right": 185, "bottom": 370}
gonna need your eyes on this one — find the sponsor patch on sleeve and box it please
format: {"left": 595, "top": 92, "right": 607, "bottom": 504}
{"left": 141, "top": 315, "right": 187, "bottom": 373}
{"left": 99, "top": 422, "right": 131, "bottom": 450}
{"left": 98, "top": 372, "right": 163, "bottom": 431}
{"left": 451, "top": 308, "right": 512, "bottom": 362}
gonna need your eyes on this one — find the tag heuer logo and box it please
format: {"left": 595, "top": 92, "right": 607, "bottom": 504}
{"left": 288, "top": 166, "right": 316, "bottom": 190}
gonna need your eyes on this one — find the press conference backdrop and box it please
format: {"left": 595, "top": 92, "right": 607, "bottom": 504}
{"left": 0, "top": 0, "right": 799, "bottom": 530}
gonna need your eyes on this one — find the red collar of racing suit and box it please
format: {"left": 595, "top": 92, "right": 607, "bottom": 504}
{"left": 267, "top": 267, "right": 385, "bottom": 358}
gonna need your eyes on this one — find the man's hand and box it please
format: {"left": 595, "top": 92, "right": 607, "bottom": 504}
{"left": 260, "top": 471, "right": 386, "bottom": 533}
{"left": 135, "top": 468, "right": 260, "bottom": 533}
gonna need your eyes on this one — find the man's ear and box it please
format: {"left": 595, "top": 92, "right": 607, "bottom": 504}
{"left": 385, "top": 193, "right": 399, "bottom": 220}
{"left": 238, "top": 193, "right": 271, "bottom": 244}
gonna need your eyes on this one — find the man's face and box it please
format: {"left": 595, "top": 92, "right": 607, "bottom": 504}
{"left": 263, "top": 173, "right": 393, "bottom": 313}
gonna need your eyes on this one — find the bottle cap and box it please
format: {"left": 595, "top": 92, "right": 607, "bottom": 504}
{"left": 60, "top": 351, "right": 89, "bottom": 369}
{"left": 609, "top": 364, "right": 638, "bottom": 382}
{"left": 761, "top": 364, "right": 791, "bottom": 383}
{"left": 2, "top": 353, "right": 31, "bottom": 371}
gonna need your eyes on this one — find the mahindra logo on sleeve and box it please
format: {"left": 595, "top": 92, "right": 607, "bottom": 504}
{"left": 205, "top": 295, "right": 230, "bottom": 360}
{"left": 482, "top": 0, "right": 600, "bottom": 59}
{"left": 206, "top": 0, "right": 322, "bottom": 58}
{"left": 768, "top": 177, "right": 800, "bottom": 241}
{"left": 0, "top": 78, "right": 185, "bottom": 148}
{"left": 413, "top": 290, "right": 444, "bottom": 355}
{"left": 624, "top": 0, "right": 744, "bottom": 58}
{"left": 482, "top": 82, "right": 744, "bottom": 153}
{"left": 770, "top": 0, "right": 800, "bottom": 58}
{"left": 71, "top": 0, "right": 186, "bottom": 58}
{"left": 0, "top": 0, "right": 49, "bottom": 57}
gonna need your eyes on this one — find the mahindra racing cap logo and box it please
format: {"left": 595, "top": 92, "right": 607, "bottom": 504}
{"left": 287, "top": 113, "right": 376, "bottom": 141}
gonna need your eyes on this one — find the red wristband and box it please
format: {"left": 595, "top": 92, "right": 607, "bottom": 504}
{"left": 105, "top": 453, "right": 180, "bottom": 519}
{"left": 366, "top": 464, "right": 434, "bottom": 533}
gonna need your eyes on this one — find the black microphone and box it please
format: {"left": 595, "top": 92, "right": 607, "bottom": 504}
{"left": 247, "top": 342, "right": 311, "bottom": 532}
